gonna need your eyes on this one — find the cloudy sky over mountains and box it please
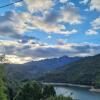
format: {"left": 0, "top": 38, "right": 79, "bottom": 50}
{"left": 0, "top": 0, "right": 100, "bottom": 63}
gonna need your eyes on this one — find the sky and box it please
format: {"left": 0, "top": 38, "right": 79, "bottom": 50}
{"left": 0, "top": 0, "right": 100, "bottom": 63}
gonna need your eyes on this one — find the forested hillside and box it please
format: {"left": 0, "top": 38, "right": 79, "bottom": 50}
{"left": 5, "top": 56, "right": 80, "bottom": 81}
{"left": 0, "top": 64, "right": 7, "bottom": 100}
{"left": 39, "top": 54, "right": 100, "bottom": 88}
{"left": 0, "top": 64, "right": 73, "bottom": 100}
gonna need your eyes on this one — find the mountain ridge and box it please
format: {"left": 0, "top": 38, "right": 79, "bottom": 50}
{"left": 38, "top": 54, "right": 100, "bottom": 88}
{"left": 5, "top": 56, "right": 81, "bottom": 81}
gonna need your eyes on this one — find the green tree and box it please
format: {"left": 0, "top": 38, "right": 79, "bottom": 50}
{"left": 0, "top": 64, "right": 7, "bottom": 100}
{"left": 14, "top": 81, "right": 42, "bottom": 100}
{"left": 94, "top": 79, "right": 100, "bottom": 88}
{"left": 43, "top": 85, "right": 56, "bottom": 99}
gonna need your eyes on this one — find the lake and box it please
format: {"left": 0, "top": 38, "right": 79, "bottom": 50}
{"left": 55, "top": 86, "right": 100, "bottom": 100}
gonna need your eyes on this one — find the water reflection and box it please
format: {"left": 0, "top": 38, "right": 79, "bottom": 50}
{"left": 55, "top": 86, "right": 100, "bottom": 100}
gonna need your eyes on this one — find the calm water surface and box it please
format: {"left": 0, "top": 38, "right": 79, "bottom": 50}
{"left": 55, "top": 86, "right": 100, "bottom": 100}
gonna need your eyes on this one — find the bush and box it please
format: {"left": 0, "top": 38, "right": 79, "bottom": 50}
{"left": 14, "top": 81, "right": 74, "bottom": 100}
{"left": 0, "top": 64, "right": 7, "bottom": 100}
{"left": 14, "top": 81, "right": 42, "bottom": 100}
{"left": 14, "top": 81, "right": 56, "bottom": 100}
{"left": 43, "top": 85, "right": 56, "bottom": 99}
{"left": 46, "top": 95, "right": 73, "bottom": 100}
{"left": 94, "top": 80, "right": 100, "bottom": 88}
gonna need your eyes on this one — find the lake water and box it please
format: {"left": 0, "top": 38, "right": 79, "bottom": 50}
{"left": 55, "top": 86, "right": 100, "bottom": 100}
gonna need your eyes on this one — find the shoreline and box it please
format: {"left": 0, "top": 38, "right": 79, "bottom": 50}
{"left": 42, "top": 82, "right": 100, "bottom": 93}
{"left": 43, "top": 82, "right": 91, "bottom": 88}
{"left": 90, "top": 87, "right": 100, "bottom": 93}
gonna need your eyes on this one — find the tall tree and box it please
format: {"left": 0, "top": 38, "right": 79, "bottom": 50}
{"left": 0, "top": 64, "right": 7, "bottom": 100}
{"left": 14, "top": 81, "right": 42, "bottom": 100}
{"left": 43, "top": 85, "right": 56, "bottom": 99}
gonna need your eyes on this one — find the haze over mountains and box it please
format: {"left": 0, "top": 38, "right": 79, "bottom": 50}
{"left": 5, "top": 56, "right": 81, "bottom": 81}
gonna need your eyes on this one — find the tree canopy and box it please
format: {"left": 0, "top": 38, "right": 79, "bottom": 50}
{"left": 0, "top": 64, "right": 7, "bottom": 100}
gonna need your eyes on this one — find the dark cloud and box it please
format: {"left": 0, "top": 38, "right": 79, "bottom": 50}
{"left": 4, "top": 46, "right": 16, "bottom": 55}
{"left": 72, "top": 44, "right": 100, "bottom": 53}
{"left": 72, "top": 45, "right": 91, "bottom": 53}
{"left": 0, "top": 11, "right": 21, "bottom": 38}
{"left": 15, "top": 43, "right": 100, "bottom": 59}
{"left": 0, "top": 11, "right": 13, "bottom": 23}
{"left": 1, "top": 40, "right": 100, "bottom": 60}
{"left": 44, "top": 11, "right": 60, "bottom": 23}
{"left": 19, "top": 46, "right": 68, "bottom": 59}
{"left": 0, "top": 11, "right": 38, "bottom": 42}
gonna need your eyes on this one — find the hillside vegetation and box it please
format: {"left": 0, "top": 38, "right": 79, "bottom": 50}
{"left": 5, "top": 56, "right": 80, "bottom": 81}
{"left": 0, "top": 64, "right": 73, "bottom": 100}
{"left": 0, "top": 64, "right": 7, "bottom": 100}
{"left": 39, "top": 54, "right": 100, "bottom": 88}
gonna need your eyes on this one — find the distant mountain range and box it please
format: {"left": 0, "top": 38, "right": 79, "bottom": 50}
{"left": 38, "top": 54, "right": 100, "bottom": 87}
{"left": 5, "top": 56, "right": 81, "bottom": 81}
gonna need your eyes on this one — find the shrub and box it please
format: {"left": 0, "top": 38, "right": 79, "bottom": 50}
{"left": 46, "top": 95, "right": 73, "bottom": 100}
{"left": 14, "top": 81, "right": 42, "bottom": 100}
{"left": 0, "top": 64, "right": 7, "bottom": 100}
{"left": 43, "top": 85, "right": 56, "bottom": 99}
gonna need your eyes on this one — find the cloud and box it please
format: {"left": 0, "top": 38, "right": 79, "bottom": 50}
{"left": 15, "top": 2, "right": 23, "bottom": 7}
{"left": 91, "top": 16, "right": 100, "bottom": 30}
{"left": 32, "top": 17, "right": 77, "bottom": 35}
{"left": 24, "top": 0, "right": 54, "bottom": 13}
{"left": 90, "top": 0, "right": 100, "bottom": 11}
{"left": 46, "top": 3, "right": 83, "bottom": 25}
{"left": 29, "top": 3, "right": 81, "bottom": 34}
{"left": 0, "top": 11, "right": 13, "bottom": 22}
{"left": 80, "top": 0, "right": 100, "bottom": 11}
{"left": 80, "top": 0, "right": 89, "bottom": 5}
{"left": 85, "top": 16, "right": 100, "bottom": 35}
{"left": 57, "top": 39, "right": 65, "bottom": 45}
{"left": 0, "top": 40, "right": 100, "bottom": 62}
{"left": 24, "top": 12, "right": 78, "bottom": 35}
{"left": 0, "top": 11, "right": 38, "bottom": 41}
{"left": 15, "top": 1, "right": 82, "bottom": 34}
{"left": 0, "top": 11, "right": 28, "bottom": 38}
{"left": 41, "top": 4, "right": 83, "bottom": 33}
{"left": 44, "top": 10, "right": 60, "bottom": 23}
{"left": 59, "top": 6, "right": 83, "bottom": 24}
{"left": 0, "top": 0, "right": 99, "bottom": 64}
{"left": 5, "top": 42, "right": 100, "bottom": 63}
{"left": 0, "top": 8, "right": 79, "bottom": 38}
{"left": 5, "top": 55, "right": 32, "bottom": 64}
{"left": 19, "top": 43, "right": 100, "bottom": 59}
{"left": 85, "top": 29, "right": 98, "bottom": 35}
{"left": 47, "top": 35, "right": 52, "bottom": 39}
{"left": 59, "top": 0, "right": 68, "bottom": 4}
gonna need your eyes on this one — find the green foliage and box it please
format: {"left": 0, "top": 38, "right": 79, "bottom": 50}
{"left": 0, "top": 64, "right": 7, "bottom": 100}
{"left": 7, "top": 80, "right": 21, "bottom": 100}
{"left": 14, "top": 81, "right": 56, "bottom": 100}
{"left": 43, "top": 85, "right": 56, "bottom": 98}
{"left": 14, "top": 81, "right": 42, "bottom": 100}
{"left": 46, "top": 95, "right": 73, "bottom": 100}
{"left": 14, "top": 81, "right": 74, "bottom": 100}
{"left": 94, "top": 79, "right": 100, "bottom": 88}
{"left": 0, "top": 55, "right": 5, "bottom": 62}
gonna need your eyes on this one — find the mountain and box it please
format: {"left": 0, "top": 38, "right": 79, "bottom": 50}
{"left": 5, "top": 56, "right": 81, "bottom": 81}
{"left": 38, "top": 54, "right": 100, "bottom": 87}
{"left": 26, "top": 56, "right": 81, "bottom": 70}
